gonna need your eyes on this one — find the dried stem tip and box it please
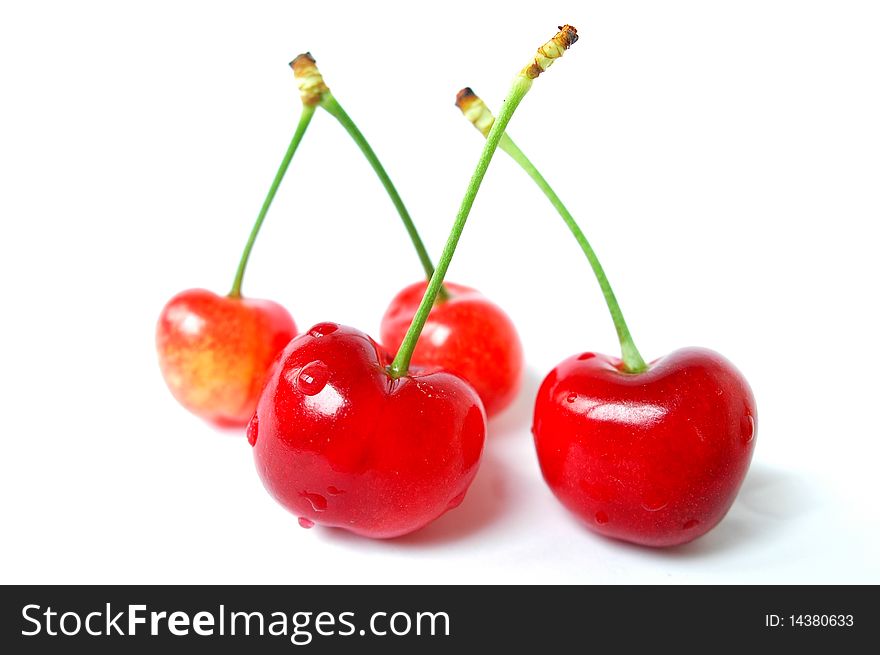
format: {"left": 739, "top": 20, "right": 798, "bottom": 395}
{"left": 289, "top": 52, "right": 329, "bottom": 106}
{"left": 455, "top": 87, "right": 494, "bottom": 137}
{"left": 521, "top": 25, "right": 578, "bottom": 79}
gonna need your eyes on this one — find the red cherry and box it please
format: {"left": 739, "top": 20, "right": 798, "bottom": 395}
{"left": 156, "top": 289, "right": 297, "bottom": 427}
{"left": 380, "top": 281, "right": 523, "bottom": 418}
{"left": 533, "top": 347, "right": 756, "bottom": 547}
{"left": 250, "top": 323, "right": 486, "bottom": 538}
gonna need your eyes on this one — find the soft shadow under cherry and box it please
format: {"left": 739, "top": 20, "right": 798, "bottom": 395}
{"left": 638, "top": 463, "right": 814, "bottom": 559}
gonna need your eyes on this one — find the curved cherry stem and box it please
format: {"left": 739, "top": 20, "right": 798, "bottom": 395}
{"left": 503, "top": 136, "right": 647, "bottom": 372}
{"left": 230, "top": 105, "right": 316, "bottom": 298}
{"left": 318, "top": 92, "right": 448, "bottom": 300}
{"left": 456, "top": 89, "right": 647, "bottom": 373}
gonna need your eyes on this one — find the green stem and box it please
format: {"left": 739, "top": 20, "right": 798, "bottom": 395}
{"left": 230, "top": 104, "right": 316, "bottom": 298}
{"left": 498, "top": 133, "right": 648, "bottom": 372}
{"left": 319, "top": 92, "right": 447, "bottom": 298}
{"left": 388, "top": 76, "right": 534, "bottom": 378}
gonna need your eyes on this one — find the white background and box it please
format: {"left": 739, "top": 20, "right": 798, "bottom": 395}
{"left": 1, "top": 0, "right": 878, "bottom": 584}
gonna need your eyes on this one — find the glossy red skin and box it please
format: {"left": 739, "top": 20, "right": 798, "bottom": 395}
{"left": 250, "top": 322, "right": 487, "bottom": 538}
{"left": 533, "top": 347, "right": 756, "bottom": 547}
{"left": 156, "top": 288, "right": 297, "bottom": 427}
{"left": 380, "top": 281, "right": 523, "bottom": 418}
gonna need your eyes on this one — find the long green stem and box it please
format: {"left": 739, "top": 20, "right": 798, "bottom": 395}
{"left": 230, "top": 105, "right": 316, "bottom": 298}
{"left": 456, "top": 85, "right": 647, "bottom": 373}
{"left": 499, "top": 134, "right": 647, "bottom": 372}
{"left": 388, "top": 77, "right": 534, "bottom": 377}
{"left": 319, "top": 92, "right": 446, "bottom": 297}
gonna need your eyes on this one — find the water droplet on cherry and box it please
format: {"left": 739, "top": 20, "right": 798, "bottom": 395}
{"left": 595, "top": 511, "right": 609, "bottom": 525}
{"left": 296, "top": 360, "right": 330, "bottom": 396}
{"left": 301, "top": 491, "right": 328, "bottom": 512}
{"left": 446, "top": 490, "right": 467, "bottom": 510}
{"left": 641, "top": 494, "right": 668, "bottom": 512}
{"left": 246, "top": 415, "right": 259, "bottom": 446}
{"left": 308, "top": 322, "right": 339, "bottom": 338}
{"left": 298, "top": 517, "right": 315, "bottom": 529}
{"left": 683, "top": 519, "right": 700, "bottom": 530}
{"left": 577, "top": 352, "right": 596, "bottom": 361}
{"left": 741, "top": 413, "right": 755, "bottom": 444}
{"left": 327, "top": 486, "right": 344, "bottom": 496}
{"left": 566, "top": 392, "right": 577, "bottom": 403}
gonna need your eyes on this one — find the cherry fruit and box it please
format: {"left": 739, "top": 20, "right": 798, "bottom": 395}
{"left": 533, "top": 348, "right": 755, "bottom": 547}
{"left": 157, "top": 289, "right": 296, "bottom": 426}
{"left": 380, "top": 281, "right": 523, "bottom": 417}
{"left": 249, "top": 323, "right": 486, "bottom": 538}
{"left": 157, "top": 60, "right": 324, "bottom": 425}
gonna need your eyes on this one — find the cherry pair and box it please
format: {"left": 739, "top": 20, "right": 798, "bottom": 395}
{"left": 156, "top": 56, "right": 521, "bottom": 427}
